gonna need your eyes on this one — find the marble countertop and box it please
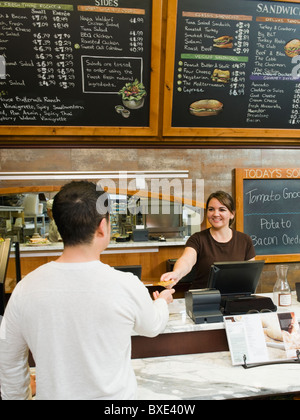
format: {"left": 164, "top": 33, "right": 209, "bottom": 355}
{"left": 133, "top": 293, "right": 300, "bottom": 337}
{"left": 133, "top": 351, "right": 300, "bottom": 400}
{"left": 131, "top": 298, "right": 224, "bottom": 337}
{"left": 132, "top": 294, "right": 300, "bottom": 400}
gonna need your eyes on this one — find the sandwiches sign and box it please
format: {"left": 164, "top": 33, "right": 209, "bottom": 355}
{"left": 170, "top": 0, "right": 300, "bottom": 130}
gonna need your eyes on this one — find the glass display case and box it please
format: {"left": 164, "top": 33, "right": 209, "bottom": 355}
{"left": 0, "top": 191, "right": 201, "bottom": 244}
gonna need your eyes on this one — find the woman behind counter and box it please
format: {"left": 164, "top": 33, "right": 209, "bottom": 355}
{"left": 161, "top": 191, "right": 256, "bottom": 290}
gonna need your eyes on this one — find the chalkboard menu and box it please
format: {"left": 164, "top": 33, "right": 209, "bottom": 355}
{"left": 236, "top": 168, "right": 300, "bottom": 262}
{"left": 0, "top": 0, "right": 162, "bottom": 136}
{"left": 163, "top": 0, "right": 300, "bottom": 137}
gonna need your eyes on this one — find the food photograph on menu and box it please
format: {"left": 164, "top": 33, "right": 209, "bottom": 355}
{"left": 225, "top": 312, "right": 300, "bottom": 366}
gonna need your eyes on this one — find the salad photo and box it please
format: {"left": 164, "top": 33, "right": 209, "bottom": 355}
{"left": 118, "top": 79, "right": 147, "bottom": 110}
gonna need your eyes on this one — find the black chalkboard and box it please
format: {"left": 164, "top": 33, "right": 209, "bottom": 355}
{"left": 243, "top": 178, "right": 300, "bottom": 256}
{"left": 164, "top": 0, "right": 300, "bottom": 137}
{"left": 0, "top": 0, "right": 160, "bottom": 134}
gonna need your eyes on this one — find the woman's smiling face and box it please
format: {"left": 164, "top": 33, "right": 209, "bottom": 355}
{"left": 207, "top": 198, "right": 235, "bottom": 229}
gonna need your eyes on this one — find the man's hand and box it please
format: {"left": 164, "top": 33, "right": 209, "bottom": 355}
{"left": 153, "top": 289, "right": 175, "bottom": 304}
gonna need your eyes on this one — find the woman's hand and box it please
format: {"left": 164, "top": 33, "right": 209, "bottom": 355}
{"left": 159, "top": 271, "right": 180, "bottom": 289}
{"left": 160, "top": 247, "right": 197, "bottom": 289}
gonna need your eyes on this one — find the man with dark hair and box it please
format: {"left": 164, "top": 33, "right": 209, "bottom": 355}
{"left": 0, "top": 181, "right": 174, "bottom": 400}
{"left": 52, "top": 181, "right": 110, "bottom": 247}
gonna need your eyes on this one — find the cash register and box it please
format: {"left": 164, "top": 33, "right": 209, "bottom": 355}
{"left": 185, "top": 260, "right": 276, "bottom": 324}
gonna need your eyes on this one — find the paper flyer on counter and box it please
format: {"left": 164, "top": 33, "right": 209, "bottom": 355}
{"left": 224, "top": 312, "right": 300, "bottom": 366}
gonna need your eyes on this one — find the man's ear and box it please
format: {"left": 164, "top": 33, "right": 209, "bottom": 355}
{"left": 96, "top": 218, "right": 107, "bottom": 238}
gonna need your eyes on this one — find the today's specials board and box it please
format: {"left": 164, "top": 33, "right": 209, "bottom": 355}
{"left": 164, "top": 0, "right": 300, "bottom": 137}
{"left": 235, "top": 168, "right": 300, "bottom": 262}
{"left": 0, "top": 0, "right": 162, "bottom": 136}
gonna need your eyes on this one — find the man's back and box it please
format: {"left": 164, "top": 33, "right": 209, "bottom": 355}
{"left": 0, "top": 261, "right": 168, "bottom": 400}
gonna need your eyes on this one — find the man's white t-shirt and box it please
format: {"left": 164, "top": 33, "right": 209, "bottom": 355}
{"left": 0, "top": 261, "right": 169, "bottom": 400}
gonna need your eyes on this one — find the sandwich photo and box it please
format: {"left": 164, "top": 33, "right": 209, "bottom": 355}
{"left": 211, "top": 69, "right": 231, "bottom": 83}
{"left": 189, "top": 99, "right": 224, "bottom": 117}
{"left": 213, "top": 36, "right": 234, "bottom": 49}
{"left": 284, "top": 39, "right": 300, "bottom": 58}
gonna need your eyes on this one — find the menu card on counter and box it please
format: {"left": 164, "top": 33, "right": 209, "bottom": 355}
{"left": 224, "top": 312, "right": 300, "bottom": 366}
{"left": 0, "top": 0, "right": 154, "bottom": 130}
{"left": 165, "top": 0, "right": 300, "bottom": 134}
